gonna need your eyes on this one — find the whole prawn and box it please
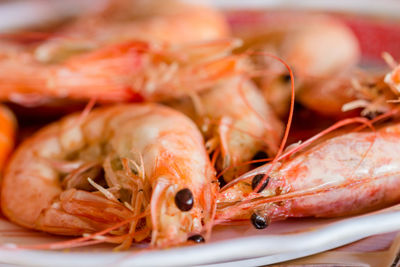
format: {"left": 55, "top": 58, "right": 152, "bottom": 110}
{"left": 1, "top": 104, "right": 217, "bottom": 248}
{"left": 0, "top": 105, "right": 16, "bottom": 172}
{"left": 216, "top": 118, "right": 400, "bottom": 225}
{"left": 0, "top": 39, "right": 243, "bottom": 106}
{"left": 0, "top": 0, "right": 235, "bottom": 107}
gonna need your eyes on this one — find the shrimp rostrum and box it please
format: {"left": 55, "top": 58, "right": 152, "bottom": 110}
{"left": 216, "top": 120, "right": 400, "bottom": 225}
{"left": 1, "top": 104, "right": 217, "bottom": 248}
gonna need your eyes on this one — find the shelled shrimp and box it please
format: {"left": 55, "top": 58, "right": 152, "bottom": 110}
{"left": 0, "top": 105, "right": 16, "bottom": 172}
{"left": 0, "top": 39, "right": 244, "bottom": 105}
{"left": 234, "top": 14, "right": 360, "bottom": 117}
{"left": 1, "top": 104, "right": 217, "bottom": 248}
{"left": 170, "top": 76, "right": 283, "bottom": 182}
{"left": 34, "top": 0, "right": 230, "bottom": 63}
{"left": 216, "top": 119, "right": 400, "bottom": 224}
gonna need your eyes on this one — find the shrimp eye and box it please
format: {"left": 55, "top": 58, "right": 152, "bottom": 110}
{"left": 218, "top": 176, "right": 227, "bottom": 188}
{"left": 175, "top": 188, "right": 194, "bottom": 211}
{"left": 187, "top": 234, "right": 205, "bottom": 243}
{"left": 251, "top": 213, "right": 269, "bottom": 229}
{"left": 251, "top": 174, "right": 270, "bottom": 193}
{"left": 281, "top": 74, "right": 291, "bottom": 83}
{"left": 363, "top": 111, "right": 383, "bottom": 120}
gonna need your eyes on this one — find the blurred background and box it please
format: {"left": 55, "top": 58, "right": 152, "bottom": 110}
{"left": 1, "top": 0, "right": 400, "bottom": 63}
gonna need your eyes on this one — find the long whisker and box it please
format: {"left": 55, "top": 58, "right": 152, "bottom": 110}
{"left": 221, "top": 116, "right": 375, "bottom": 191}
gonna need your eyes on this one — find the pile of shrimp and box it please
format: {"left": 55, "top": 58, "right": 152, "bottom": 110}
{"left": 0, "top": 0, "right": 400, "bottom": 252}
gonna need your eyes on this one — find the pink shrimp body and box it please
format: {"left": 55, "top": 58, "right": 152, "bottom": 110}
{"left": 0, "top": 39, "right": 243, "bottom": 106}
{"left": 34, "top": 0, "right": 230, "bottom": 63}
{"left": 1, "top": 104, "right": 217, "bottom": 247}
{"left": 0, "top": 0, "right": 235, "bottom": 107}
{"left": 216, "top": 122, "right": 400, "bottom": 222}
{"left": 170, "top": 76, "right": 283, "bottom": 182}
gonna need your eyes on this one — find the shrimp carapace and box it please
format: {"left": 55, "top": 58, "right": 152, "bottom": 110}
{"left": 1, "top": 104, "right": 217, "bottom": 248}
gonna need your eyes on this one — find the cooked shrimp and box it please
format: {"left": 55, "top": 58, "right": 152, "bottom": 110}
{"left": 0, "top": 105, "right": 16, "bottom": 172}
{"left": 235, "top": 14, "right": 360, "bottom": 117}
{"left": 0, "top": 39, "right": 243, "bottom": 106}
{"left": 216, "top": 119, "right": 400, "bottom": 224}
{"left": 34, "top": 0, "right": 230, "bottom": 63}
{"left": 1, "top": 104, "right": 217, "bottom": 248}
{"left": 170, "top": 76, "right": 283, "bottom": 182}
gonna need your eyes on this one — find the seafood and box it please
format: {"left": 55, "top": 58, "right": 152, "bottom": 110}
{"left": 234, "top": 14, "right": 360, "bottom": 117}
{"left": 0, "top": 105, "right": 16, "bottom": 172}
{"left": 0, "top": 0, "right": 234, "bottom": 106}
{"left": 1, "top": 104, "right": 217, "bottom": 247}
{"left": 0, "top": 39, "right": 243, "bottom": 105}
{"left": 170, "top": 76, "right": 283, "bottom": 182}
{"left": 34, "top": 0, "right": 230, "bottom": 63}
{"left": 216, "top": 119, "right": 400, "bottom": 223}
{"left": 2, "top": 2, "right": 398, "bottom": 254}
{"left": 341, "top": 55, "right": 400, "bottom": 118}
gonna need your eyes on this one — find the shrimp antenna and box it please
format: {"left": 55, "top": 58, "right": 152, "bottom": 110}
{"left": 222, "top": 116, "right": 376, "bottom": 190}
{"left": 220, "top": 52, "right": 295, "bottom": 192}
{"left": 77, "top": 97, "right": 97, "bottom": 125}
{"left": 236, "top": 76, "right": 281, "bottom": 151}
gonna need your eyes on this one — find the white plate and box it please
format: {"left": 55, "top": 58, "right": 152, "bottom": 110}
{"left": 1, "top": 1, "right": 400, "bottom": 266}
{"left": 0, "top": 205, "right": 400, "bottom": 267}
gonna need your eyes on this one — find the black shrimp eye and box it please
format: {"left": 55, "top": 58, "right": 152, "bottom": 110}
{"left": 281, "top": 74, "right": 291, "bottom": 83}
{"left": 251, "top": 213, "right": 269, "bottom": 229}
{"left": 175, "top": 188, "right": 194, "bottom": 211}
{"left": 187, "top": 234, "right": 205, "bottom": 243}
{"left": 251, "top": 174, "right": 270, "bottom": 193}
{"left": 218, "top": 176, "right": 227, "bottom": 188}
{"left": 363, "top": 111, "right": 383, "bottom": 120}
